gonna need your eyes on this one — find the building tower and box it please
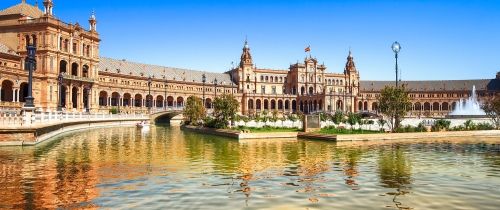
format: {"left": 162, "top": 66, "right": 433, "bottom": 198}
{"left": 239, "top": 38, "right": 254, "bottom": 93}
{"left": 43, "top": 0, "right": 53, "bottom": 16}
{"left": 344, "top": 50, "right": 360, "bottom": 112}
{"left": 89, "top": 11, "right": 97, "bottom": 32}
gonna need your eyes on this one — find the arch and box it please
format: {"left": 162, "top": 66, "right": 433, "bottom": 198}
{"left": 270, "top": 77, "right": 274, "bottom": 83}
{"left": 134, "top": 94, "right": 143, "bottom": 107}
{"left": 205, "top": 98, "right": 212, "bottom": 109}
{"left": 319, "top": 100, "right": 323, "bottom": 110}
{"left": 442, "top": 102, "right": 449, "bottom": 111}
{"left": 59, "top": 60, "right": 67, "bottom": 74}
{"left": 111, "top": 92, "right": 120, "bottom": 106}
{"left": 271, "top": 99, "right": 276, "bottom": 110}
{"left": 299, "top": 101, "right": 304, "bottom": 112}
{"left": 363, "top": 101, "right": 368, "bottom": 111}
{"left": 71, "top": 63, "right": 79, "bottom": 76}
{"left": 433, "top": 102, "right": 440, "bottom": 111}
{"left": 60, "top": 85, "right": 67, "bottom": 108}
{"left": 176, "top": 96, "right": 184, "bottom": 107}
{"left": 99, "top": 91, "right": 108, "bottom": 106}
{"left": 32, "top": 35, "right": 37, "bottom": 46}
{"left": 308, "top": 87, "right": 314, "bottom": 95}
{"left": 82, "top": 65, "right": 89, "bottom": 78}
{"left": 256, "top": 99, "right": 262, "bottom": 110}
{"left": 301, "top": 86, "right": 305, "bottom": 95}
{"left": 247, "top": 99, "right": 254, "bottom": 110}
{"left": 292, "top": 100, "right": 297, "bottom": 111}
{"left": 358, "top": 101, "right": 363, "bottom": 111}
{"left": 19, "top": 82, "right": 28, "bottom": 102}
{"left": 283, "top": 100, "right": 288, "bottom": 110}
{"left": 264, "top": 99, "right": 269, "bottom": 110}
{"left": 156, "top": 95, "right": 164, "bottom": 108}
{"left": 71, "top": 86, "right": 78, "bottom": 109}
{"left": 146, "top": 94, "right": 153, "bottom": 108}
{"left": 424, "top": 102, "right": 431, "bottom": 111}
{"left": 123, "top": 93, "right": 131, "bottom": 106}
{"left": 414, "top": 102, "right": 421, "bottom": 111}
{"left": 167, "top": 96, "right": 174, "bottom": 107}
{"left": 337, "top": 100, "right": 343, "bottom": 110}
{"left": 0, "top": 80, "right": 14, "bottom": 102}
{"left": 25, "top": 35, "right": 30, "bottom": 47}
{"left": 372, "top": 102, "right": 378, "bottom": 111}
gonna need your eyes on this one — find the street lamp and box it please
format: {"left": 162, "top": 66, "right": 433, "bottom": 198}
{"left": 214, "top": 78, "right": 218, "bottom": 98}
{"left": 23, "top": 44, "right": 36, "bottom": 109}
{"left": 57, "top": 73, "right": 63, "bottom": 111}
{"left": 147, "top": 76, "right": 152, "bottom": 113}
{"left": 202, "top": 73, "right": 206, "bottom": 108}
{"left": 391, "top": 41, "right": 401, "bottom": 87}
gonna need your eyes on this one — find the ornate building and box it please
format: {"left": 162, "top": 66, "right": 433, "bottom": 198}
{"left": 0, "top": 1, "right": 499, "bottom": 118}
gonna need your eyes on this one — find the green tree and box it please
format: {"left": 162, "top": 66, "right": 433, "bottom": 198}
{"left": 212, "top": 94, "right": 240, "bottom": 128}
{"left": 481, "top": 96, "right": 500, "bottom": 129}
{"left": 377, "top": 85, "right": 411, "bottom": 132}
{"left": 184, "top": 95, "right": 206, "bottom": 125}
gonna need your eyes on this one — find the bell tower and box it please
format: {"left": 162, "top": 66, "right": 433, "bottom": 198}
{"left": 238, "top": 38, "right": 254, "bottom": 93}
{"left": 344, "top": 50, "right": 360, "bottom": 112}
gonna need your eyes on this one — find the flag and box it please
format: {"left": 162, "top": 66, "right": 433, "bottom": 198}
{"left": 305, "top": 45, "right": 311, "bottom": 52}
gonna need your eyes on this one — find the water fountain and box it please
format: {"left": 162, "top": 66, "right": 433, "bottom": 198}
{"left": 448, "top": 85, "right": 486, "bottom": 118}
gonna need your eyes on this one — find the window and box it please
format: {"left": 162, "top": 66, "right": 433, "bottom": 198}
{"left": 261, "top": 86, "right": 266, "bottom": 94}
{"left": 272, "top": 86, "right": 276, "bottom": 94}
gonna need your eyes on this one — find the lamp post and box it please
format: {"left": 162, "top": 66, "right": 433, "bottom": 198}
{"left": 147, "top": 76, "right": 152, "bottom": 113}
{"left": 391, "top": 41, "right": 401, "bottom": 87}
{"left": 214, "top": 78, "right": 218, "bottom": 98}
{"left": 23, "top": 44, "right": 36, "bottom": 109}
{"left": 57, "top": 73, "right": 63, "bottom": 111}
{"left": 202, "top": 73, "right": 206, "bottom": 108}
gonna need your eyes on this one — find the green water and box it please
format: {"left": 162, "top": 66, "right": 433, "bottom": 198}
{"left": 0, "top": 126, "right": 499, "bottom": 209}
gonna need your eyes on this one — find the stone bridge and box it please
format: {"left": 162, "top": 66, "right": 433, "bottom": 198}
{"left": 149, "top": 109, "right": 184, "bottom": 126}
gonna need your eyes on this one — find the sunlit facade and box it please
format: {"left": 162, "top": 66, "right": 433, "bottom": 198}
{"left": 0, "top": 1, "right": 499, "bottom": 117}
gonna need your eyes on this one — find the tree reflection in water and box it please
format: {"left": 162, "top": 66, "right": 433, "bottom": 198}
{"left": 378, "top": 144, "right": 412, "bottom": 209}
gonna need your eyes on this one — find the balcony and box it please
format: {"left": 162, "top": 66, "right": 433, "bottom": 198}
{"left": 62, "top": 74, "right": 95, "bottom": 83}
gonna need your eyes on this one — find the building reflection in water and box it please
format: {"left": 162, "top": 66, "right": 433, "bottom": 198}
{"left": 4, "top": 127, "right": 500, "bottom": 209}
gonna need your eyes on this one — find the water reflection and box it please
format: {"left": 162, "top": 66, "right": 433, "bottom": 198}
{"left": 0, "top": 126, "right": 499, "bottom": 209}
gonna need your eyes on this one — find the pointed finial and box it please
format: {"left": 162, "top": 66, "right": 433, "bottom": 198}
{"left": 22, "top": 0, "right": 26, "bottom": 4}
{"left": 244, "top": 36, "right": 249, "bottom": 49}
{"left": 90, "top": 9, "right": 96, "bottom": 20}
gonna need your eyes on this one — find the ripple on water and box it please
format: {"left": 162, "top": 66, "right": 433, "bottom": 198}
{"left": 0, "top": 126, "right": 499, "bottom": 209}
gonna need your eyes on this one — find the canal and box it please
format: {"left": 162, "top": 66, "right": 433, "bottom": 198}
{"left": 0, "top": 125, "right": 499, "bottom": 209}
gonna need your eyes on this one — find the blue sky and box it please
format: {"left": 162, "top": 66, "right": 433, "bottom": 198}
{"left": 3, "top": 0, "right": 500, "bottom": 80}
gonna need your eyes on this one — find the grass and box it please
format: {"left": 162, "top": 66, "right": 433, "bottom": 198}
{"left": 318, "top": 127, "right": 381, "bottom": 135}
{"left": 234, "top": 126, "right": 301, "bottom": 133}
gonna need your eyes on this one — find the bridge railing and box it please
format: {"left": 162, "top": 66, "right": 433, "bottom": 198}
{"left": 0, "top": 111, "right": 147, "bottom": 128}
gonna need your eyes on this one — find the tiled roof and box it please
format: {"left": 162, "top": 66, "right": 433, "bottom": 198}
{"left": 99, "top": 57, "right": 235, "bottom": 85}
{"left": 0, "top": 42, "right": 18, "bottom": 56}
{"left": 360, "top": 79, "right": 500, "bottom": 92}
{"left": 0, "top": 2, "right": 43, "bottom": 18}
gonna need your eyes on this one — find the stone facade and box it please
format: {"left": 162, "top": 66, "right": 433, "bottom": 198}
{"left": 0, "top": 1, "right": 499, "bottom": 117}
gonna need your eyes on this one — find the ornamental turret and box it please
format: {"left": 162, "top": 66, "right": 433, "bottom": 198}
{"left": 89, "top": 11, "right": 97, "bottom": 32}
{"left": 43, "top": 0, "right": 54, "bottom": 16}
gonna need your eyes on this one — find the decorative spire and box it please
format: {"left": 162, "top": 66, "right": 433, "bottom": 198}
{"left": 43, "top": 0, "right": 53, "bottom": 16}
{"left": 240, "top": 38, "right": 253, "bottom": 67}
{"left": 344, "top": 50, "right": 357, "bottom": 73}
{"left": 89, "top": 10, "right": 97, "bottom": 31}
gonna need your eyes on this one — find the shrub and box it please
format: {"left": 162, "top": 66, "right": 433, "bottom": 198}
{"left": 109, "top": 107, "right": 118, "bottom": 114}
{"left": 476, "top": 122, "right": 494, "bottom": 130}
{"left": 432, "top": 119, "right": 451, "bottom": 131}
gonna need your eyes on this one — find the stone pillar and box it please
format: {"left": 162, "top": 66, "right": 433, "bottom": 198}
{"left": 67, "top": 87, "right": 72, "bottom": 109}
